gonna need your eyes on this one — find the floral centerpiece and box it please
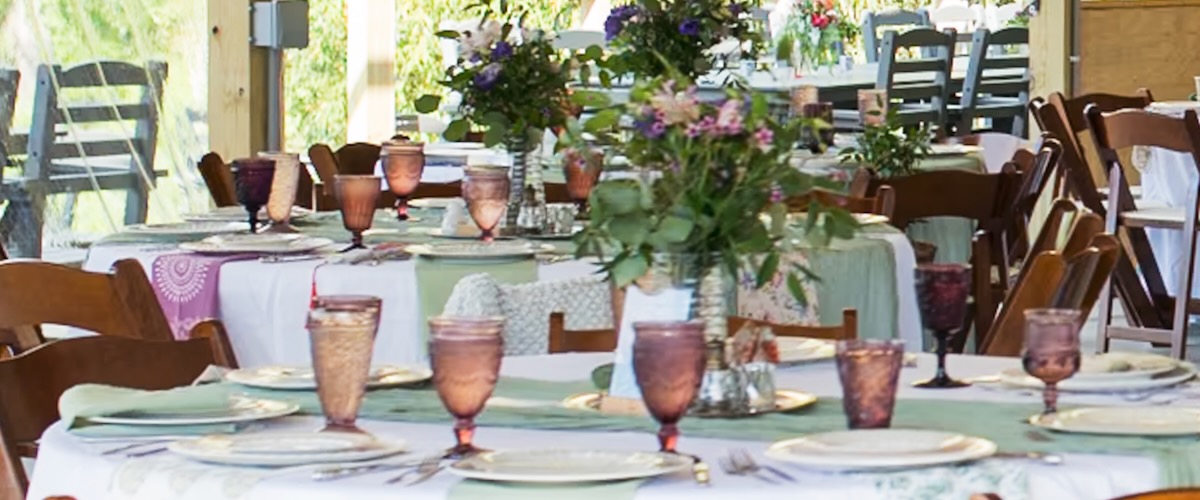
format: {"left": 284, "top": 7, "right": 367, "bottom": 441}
{"left": 775, "top": 0, "right": 857, "bottom": 72}
{"left": 415, "top": 3, "right": 574, "bottom": 227}
{"left": 601, "top": 0, "right": 765, "bottom": 82}
{"left": 839, "top": 105, "right": 932, "bottom": 179}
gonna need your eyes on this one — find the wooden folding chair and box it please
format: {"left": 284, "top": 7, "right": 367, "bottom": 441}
{"left": 786, "top": 186, "right": 896, "bottom": 219}
{"left": 978, "top": 251, "right": 1067, "bottom": 356}
{"left": 1088, "top": 105, "right": 1200, "bottom": 358}
{"left": 0, "top": 335, "right": 225, "bottom": 497}
{"left": 861, "top": 9, "right": 933, "bottom": 63}
{"left": 1111, "top": 488, "right": 1200, "bottom": 500}
{"left": 197, "top": 152, "right": 237, "bottom": 207}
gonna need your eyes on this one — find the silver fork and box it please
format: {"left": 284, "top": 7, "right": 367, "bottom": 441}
{"left": 385, "top": 454, "right": 442, "bottom": 485}
{"left": 731, "top": 449, "right": 794, "bottom": 483}
{"left": 718, "top": 454, "right": 776, "bottom": 484}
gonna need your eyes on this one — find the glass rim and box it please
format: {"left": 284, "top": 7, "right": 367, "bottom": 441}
{"left": 835, "top": 339, "right": 905, "bottom": 352}
{"left": 381, "top": 142, "right": 424, "bottom": 152}
{"left": 231, "top": 158, "right": 275, "bottom": 169}
{"left": 334, "top": 174, "right": 381, "bottom": 182}
{"left": 464, "top": 166, "right": 510, "bottom": 176}
{"left": 257, "top": 151, "right": 300, "bottom": 159}
{"left": 915, "top": 263, "right": 972, "bottom": 273}
{"left": 1023, "top": 308, "right": 1082, "bottom": 322}
{"left": 428, "top": 315, "right": 505, "bottom": 326}
{"left": 312, "top": 295, "right": 382, "bottom": 309}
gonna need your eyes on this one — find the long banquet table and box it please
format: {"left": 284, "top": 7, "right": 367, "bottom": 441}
{"left": 27, "top": 353, "right": 1176, "bottom": 500}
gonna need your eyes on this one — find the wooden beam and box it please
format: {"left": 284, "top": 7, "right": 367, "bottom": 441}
{"left": 209, "top": 0, "right": 269, "bottom": 159}
{"left": 346, "top": 0, "right": 396, "bottom": 144}
{"left": 1079, "top": 0, "right": 1200, "bottom": 100}
{"left": 1029, "top": 0, "right": 1074, "bottom": 101}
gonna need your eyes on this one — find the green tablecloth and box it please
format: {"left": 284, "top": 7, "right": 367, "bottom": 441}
{"left": 904, "top": 154, "right": 986, "bottom": 265}
{"left": 234, "top": 377, "right": 1200, "bottom": 489}
{"left": 799, "top": 224, "right": 903, "bottom": 341}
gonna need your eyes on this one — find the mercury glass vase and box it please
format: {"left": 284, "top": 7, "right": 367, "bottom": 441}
{"left": 258, "top": 151, "right": 301, "bottom": 233}
{"left": 334, "top": 174, "right": 381, "bottom": 251}
{"left": 381, "top": 141, "right": 425, "bottom": 222}
{"left": 307, "top": 295, "right": 382, "bottom": 433}
{"left": 231, "top": 158, "right": 276, "bottom": 233}
{"left": 505, "top": 135, "right": 545, "bottom": 232}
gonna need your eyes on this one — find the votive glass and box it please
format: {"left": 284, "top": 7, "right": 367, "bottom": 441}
{"left": 836, "top": 339, "right": 905, "bottom": 429}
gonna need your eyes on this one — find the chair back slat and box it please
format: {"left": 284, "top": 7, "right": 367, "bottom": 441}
{"left": 787, "top": 186, "right": 895, "bottom": 219}
{"left": 335, "top": 142, "right": 383, "bottom": 176}
{"left": 877, "top": 28, "right": 956, "bottom": 129}
{"left": 958, "top": 27, "right": 1030, "bottom": 136}
{"left": 979, "top": 251, "right": 1067, "bottom": 356}
{"left": 861, "top": 9, "right": 932, "bottom": 63}
{"left": 1052, "top": 248, "right": 1101, "bottom": 310}
{"left": 870, "top": 169, "right": 1021, "bottom": 230}
{"left": 54, "top": 103, "right": 151, "bottom": 123}
{"left": 54, "top": 61, "right": 157, "bottom": 88}
{"left": 197, "top": 152, "right": 237, "bottom": 207}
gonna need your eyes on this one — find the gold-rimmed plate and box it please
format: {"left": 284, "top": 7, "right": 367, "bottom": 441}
{"left": 562, "top": 390, "right": 817, "bottom": 417}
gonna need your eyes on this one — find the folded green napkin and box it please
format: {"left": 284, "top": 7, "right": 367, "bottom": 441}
{"left": 60, "top": 384, "right": 238, "bottom": 437}
{"left": 448, "top": 479, "right": 642, "bottom": 500}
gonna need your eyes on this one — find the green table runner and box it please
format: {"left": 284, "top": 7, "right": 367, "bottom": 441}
{"left": 237, "top": 377, "right": 1200, "bottom": 489}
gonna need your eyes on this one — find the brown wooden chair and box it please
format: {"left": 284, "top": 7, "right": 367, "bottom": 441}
{"left": 0, "top": 259, "right": 170, "bottom": 352}
{"left": 1088, "top": 104, "right": 1200, "bottom": 359}
{"left": 728, "top": 309, "right": 858, "bottom": 341}
{"left": 0, "top": 335, "right": 225, "bottom": 496}
{"left": 1110, "top": 488, "right": 1200, "bottom": 500}
{"left": 197, "top": 152, "right": 237, "bottom": 207}
{"left": 1049, "top": 89, "right": 1154, "bottom": 194}
{"left": 786, "top": 186, "right": 895, "bottom": 220}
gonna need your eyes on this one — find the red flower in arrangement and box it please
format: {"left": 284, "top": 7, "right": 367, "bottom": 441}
{"left": 811, "top": 12, "right": 831, "bottom": 29}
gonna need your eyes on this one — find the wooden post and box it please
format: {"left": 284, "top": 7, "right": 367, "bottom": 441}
{"left": 209, "top": 0, "right": 269, "bottom": 159}
{"left": 347, "top": 0, "right": 396, "bottom": 144}
{"left": 1029, "top": 0, "right": 1074, "bottom": 100}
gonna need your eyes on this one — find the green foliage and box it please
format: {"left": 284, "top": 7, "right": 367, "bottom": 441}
{"left": 284, "top": 0, "right": 348, "bottom": 153}
{"left": 776, "top": 0, "right": 859, "bottom": 69}
{"left": 839, "top": 104, "right": 932, "bottom": 178}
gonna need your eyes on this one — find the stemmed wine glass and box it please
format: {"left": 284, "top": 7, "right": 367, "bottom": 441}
{"left": 429, "top": 316, "right": 505, "bottom": 457}
{"left": 231, "top": 158, "right": 276, "bottom": 233}
{"left": 259, "top": 151, "right": 301, "bottom": 233}
{"left": 632, "top": 320, "right": 706, "bottom": 453}
{"left": 334, "top": 175, "right": 381, "bottom": 251}
{"left": 307, "top": 295, "right": 382, "bottom": 433}
{"left": 1022, "top": 309, "right": 1083, "bottom": 415}
{"left": 913, "top": 263, "right": 972, "bottom": 389}
{"left": 562, "top": 148, "right": 603, "bottom": 217}
{"left": 381, "top": 141, "right": 425, "bottom": 222}
{"left": 462, "top": 167, "right": 510, "bottom": 242}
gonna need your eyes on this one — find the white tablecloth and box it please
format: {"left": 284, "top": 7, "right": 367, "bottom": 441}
{"left": 28, "top": 353, "right": 1163, "bottom": 500}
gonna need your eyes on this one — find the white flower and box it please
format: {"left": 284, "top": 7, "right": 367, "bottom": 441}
{"left": 459, "top": 20, "right": 503, "bottom": 57}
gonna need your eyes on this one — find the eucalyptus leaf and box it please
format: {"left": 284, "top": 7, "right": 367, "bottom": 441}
{"left": 654, "top": 214, "right": 694, "bottom": 244}
{"left": 570, "top": 90, "right": 610, "bottom": 108}
{"left": 483, "top": 125, "right": 506, "bottom": 147}
{"left": 609, "top": 213, "right": 649, "bottom": 248}
{"left": 584, "top": 108, "right": 620, "bottom": 133}
{"left": 610, "top": 256, "right": 649, "bottom": 288}
{"left": 756, "top": 252, "right": 780, "bottom": 288}
{"left": 786, "top": 273, "right": 808, "bottom": 305}
{"left": 414, "top": 95, "right": 442, "bottom": 114}
{"left": 444, "top": 119, "right": 471, "bottom": 141}
{"left": 593, "top": 180, "right": 642, "bottom": 215}
{"left": 434, "top": 30, "right": 460, "bottom": 40}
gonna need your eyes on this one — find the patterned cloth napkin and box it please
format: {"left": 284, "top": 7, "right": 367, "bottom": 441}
{"left": 150, "top": 253, "right": 257, "bottom": 339}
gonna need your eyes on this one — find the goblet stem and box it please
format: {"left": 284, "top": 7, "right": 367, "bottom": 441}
{"left": 395, "top": 198, "right": 409, "bottom": 222}
{"left": 1043, "top": 382, "right": 1059, "bottom": 415}
{"left": 934, "top": 329, "right": 949, "bottom": 380}
{"left": 657, "top": 422, "right": 679, "bottom": 453}
{"left": 449, "top": 417, "right": 482, "bottom": 457}
{"left": 341, "top": 231, "right": 366, "bottom": 252}
{"left": 319, "top": 423, "right": 367, "bottom": 434}
{"left": 248, "top": 213, "right": 260, "bottom": 233}
{"left": 480, "top": 229, "right": 495, "bottom": 243}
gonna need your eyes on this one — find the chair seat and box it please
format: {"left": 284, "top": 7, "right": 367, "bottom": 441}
{"left": 1118, "top": 205, "right": 1195, "bottom": 230}
{"left": 1098, "top": 185, "right": 1144, "bottom": 200}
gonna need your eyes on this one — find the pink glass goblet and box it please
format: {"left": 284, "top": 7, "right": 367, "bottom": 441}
{"left": 836, "top": 339, "right": 905, "bottom": 429}
{"left": 631, "top": 320, "right": 706, "bottom": 453}
{"left": 429, "top": 316, "right": 505, "bottom": 457}
{"left": 307, "top": 295, "right": 382, "bottom": 433}
{"left": 562, "top": 148, "right": 603, "bottom": 216}
{"left": 913, "top": 263, "right": 972, "bottom": 389}
{"left": 1022, "top": 309, "right": 1082, "bottom": 415}
{"left": 462, "top": 167, "right": 510, "bottom": 242}
{"left": 381, "top": 141, "right": 425, "bottom": 222}
{"left": 258, "top": 151, "right": 302, "bottom": 233}
{"left": 334, "top": 174, "right": 382, "bottom": 252}
{"left": 231, "top": 158, "right": 276, "bottom": 233}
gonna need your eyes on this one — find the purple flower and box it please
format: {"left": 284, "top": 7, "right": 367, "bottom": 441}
{"left": 491, "top": 41, "right": 513, "bottom": 60}
{"left": 605, "top": 5, "right": 641, "bottom": 40}
{"left": 474, "top": 63, "right": 502, "bottom": 90}
{"left": 679, "top": 18, "right": 702, "bottom": 36}
{"left": 754, "top": 127, "right": 774, "bottom": 151}
{"left": 649, "top": 121, "right": 666, "bottom": 137}
{"left": 769, "top": 183, "right": 784, "bottom": 203}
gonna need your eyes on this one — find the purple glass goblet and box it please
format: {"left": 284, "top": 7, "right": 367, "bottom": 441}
{"left": 381, "top": 141, "right": 425, "bottom": 222}
{"left": 462, "top": 167, "right": 510, "bottom": 242}
{"left": 631, "top": 320, "right": 706, "bottom": 453}
{"left": 1022, "top": 309, "right": 1082, "bottom": 414}
{"left": 334, "top": 174, "right": 382, "bottom": 251}
{"left": 307, "top": 295, "right": 382, "bottom": 433}
{"left": 232, "top": 158, "right": 276, "bottom": 233}
{"left": 429, "top": 316, "right": 505, "bottom": 457}
{"left": 836, "top": 339, "right": 905, "bottom": 429}
{"left": 913, "top": 263, "right": 972, "bottom": 389}
{"left": 562, "top": 148, "right": 603, "bottom": 216}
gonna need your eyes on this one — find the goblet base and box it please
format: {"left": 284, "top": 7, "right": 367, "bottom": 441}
{"left": 394, "top": 214, "right": 422, "bottom": 223}
{"left": 263, "top": 222, "right": 299, "bottom": 233}
{"left": 340, "top": 243, "right": 368, "bottom": 253}
{"left": 445, "top": 443, "right": 487, "bottom": 459}
{"left": 913, "top": 376, "right": 970, "bottom": 389}
{"left": 318, "top": 423, "right": 368, "bottom": 434}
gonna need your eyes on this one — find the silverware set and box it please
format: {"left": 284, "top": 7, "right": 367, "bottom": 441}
{"left": 312, "top": 453, "right": 445, "bottom": 486}
{"left": 717, "top": 449, "right": 794, "bottom": 484}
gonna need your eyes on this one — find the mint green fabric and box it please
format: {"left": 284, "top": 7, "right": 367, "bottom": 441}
{"left": 796, "top": 224, "right": 902, "bottom": 341}
{"left": 60, "top": 384, "right": 237, "bottom": 437}
{"left": 236, "top": 378, "right": 1200, "bottom": 489}
{"left": 906, "top": 154, "right": 985, "bottom": 265}
{"left": 414, "top": 257, "right": 539, "bottom": 357}
{"left": 449, "top": 479, "right": 642, "bottom": 500}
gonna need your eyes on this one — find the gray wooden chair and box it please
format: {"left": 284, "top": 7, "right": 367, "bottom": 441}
{"left": 0, "top": 61, "right": 167, "bottom": 257}
{"left": 954, "top": 27, "right": 1030, "bottom": 137}
{"left": 876, "top": 28, "right": 957, "bottom": 130}
{"left": 861, "top": 9, "right": 933, "bottom": 63}
{"left": 0, "top": 70, "right": 19, "bottom": 173}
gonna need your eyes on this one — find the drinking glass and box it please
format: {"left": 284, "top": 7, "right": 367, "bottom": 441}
{"left": 462, "top": 167, "right": 510, "bottom": 242}
{"left": 334, "top": 174, "right": 381, "bottom": 251}
{"left": 632, "top": 320, "right": 706, "bottom": 453}
{"left": 307, "top": 295, "right": 382, "bottom": 433}
{"left": 1022, "top": 309, "right": 1083, "bottom": 414}
{"left": 381, "top": 141, "right": 425, "bottom": 222}
{"left": 836, "top": 339, "right": 905, "bottom": 429}
{"left": 231, "top": 158, "right": 276, "bottom": 233}
{"left": 429, "top": 316, "right": 505, "bottom": 457}
{"left": 913, "top": 263, "right": 971, "bottom": 389}
{"left": 562, "top": 148, "right": 603, "bottom": 216}
{"left": 259, "top": 151, "right": 301, "bottom": 233}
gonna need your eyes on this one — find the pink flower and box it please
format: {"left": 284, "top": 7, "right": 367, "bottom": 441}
{"left": 769, "top": 183, "right": 784, "bottom": 203}
{"left": 754, "top": 127, "right": 774, "bottom": 151}
{"left": 811, "top": 12, "right": 831, "bottom": 29}
{"left": 649, "top": 82, "right": 700, "bottom": 126}
{"left": 715, "top": 100, "right": 744, "bottom": 135}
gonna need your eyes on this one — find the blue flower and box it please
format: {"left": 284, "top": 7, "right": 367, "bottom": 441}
{"left": 491, "top": 41, "right": 513, "bottom": 60}
{"left": 679, "top": 18, "right": 701, "bottom": 36}
{"left": 605, "top": 5, "right": 641, "bottom": 40}
{"left": 474, "top": 63, "right": 502, "bottom": 91}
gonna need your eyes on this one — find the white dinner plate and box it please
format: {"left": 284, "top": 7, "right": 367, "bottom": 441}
{"left": 224, "top": 365, "right": 432, "bottom": 390}
{"left": 88, "top": 397, "right": 299, "bottom": 426}
{"left": 179, "top": 235, "right": 334, "bottom": 255}
{"left": 855, "top": 213, "right": 890, "bottom": 225}
{"left": 928, "top": 144, "right": 983, "bottom": 156}
{"left": 404, "top": 242, "right": 550, "bottom": 260}
{"left": 776, "top": 337, "right": 835, "bottom": 366}
{"left": 1030, "top": 407, "right": 1200, "bottom": 436}
{"left": 765, "top": 429, "right": 996, "bottom": 471}
{"left": 184, "top": 206, "right": 312, "bottom": 223}
{"left": 1148, "top": 101, "right": 1200, "bottom": 111}
{"left": 125, "top": 221, "right": 245, "bottom": 236}
{"left": 169, "top": 432, "right": 407, "bottom": 466}
{"left": 1074, "top": 352, "right": 1179, "bottom": 381}
{"left": 997, "top": 362, "right": 1195, "bottom": 393}
{"left": 409, "top": 197, "right": 461, "bottom": 209}
{"left": 448, "top": 449, "right": 693, "bottom": 483}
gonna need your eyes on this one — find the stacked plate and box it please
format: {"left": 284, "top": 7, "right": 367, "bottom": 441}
{"left": 170, "top": 432, "right": 407, "bottom": 466}
{"left": 996, "top": 352, "right": 1194, "bottom": 393}
{"left": 225, "top": 365, "right": 432, "bottom": 390}
{"left": 766, "top": 429, "right": 996, "bottom": 471}
{"left": 1031, "top": 407, "right": 1200, "bottom": 436}
{"left": 90, "top": 397, "right": 300, "bottom": 428}
{"left": 180, "top": 233, "right": 333, "bottom": 255}
{"left": 404, "top": 242, "right": 553, "bottom": 260}
{"left": 184, "top": 206, "right": 312, "bottom": 223}
{"left": 125, "top": 221, "right": 245, "bottom": 236}
{"left": 448, "top": 450, "right": 693, "bottom": 483}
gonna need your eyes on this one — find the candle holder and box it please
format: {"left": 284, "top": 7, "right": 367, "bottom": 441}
{"left": 231, "top": 158, "right": 276, "bottom": 233}
{"left": 334, "top": 174, "right": 381, "bottom": 251}
{"left": 914, "top": 263, "right": 972, "bottom": 389}
{"left": 259, "top": 151, "right": 301, "bottom": 233}
{"left": 381, "top": 141, "right": 425, "bottom": 222}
